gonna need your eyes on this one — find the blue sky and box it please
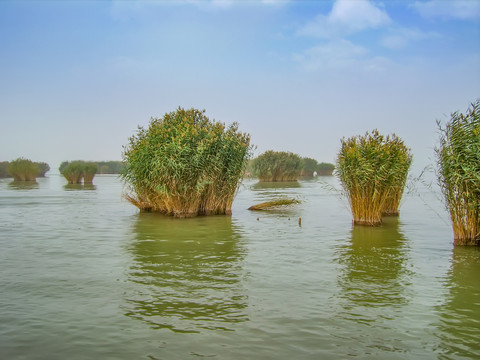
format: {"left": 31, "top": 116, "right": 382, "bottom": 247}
{"left": 1, "top": 0, "right": 479, "bottom": 173}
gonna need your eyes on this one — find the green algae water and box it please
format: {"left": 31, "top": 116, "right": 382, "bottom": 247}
{"left": 1, "top": 175, "right": 479, "bottom": 359}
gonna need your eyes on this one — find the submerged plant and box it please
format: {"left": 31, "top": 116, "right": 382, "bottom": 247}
{"left": 335, "top": 130, "right": 412, "bottom": 226}
{"left": 122, "top": 107, "right": 252, "bottom": 217}
{"left": 436, "top": 99, "right": 480, "bottom": 245}
{"left": 252, "top": 150, "right": 302, "bottom": 182}
{"left": 7, "top": 158, "right": 39, "bottom": 181}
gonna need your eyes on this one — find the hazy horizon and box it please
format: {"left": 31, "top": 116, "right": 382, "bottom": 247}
{"left": 1, "top": 0, "right": 479, "bottom": 175}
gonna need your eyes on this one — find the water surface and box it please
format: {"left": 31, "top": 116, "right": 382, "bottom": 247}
{"left": 1, "top": 175, "right": 479, "bottom": 359}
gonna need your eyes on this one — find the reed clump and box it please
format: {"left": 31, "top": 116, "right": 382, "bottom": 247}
{"left": 36, "top": 162, "right": 50, "bottom": 177}
{"left": 121, "top": 107, "right": 252, "bottom": 217}
{"left": 252, "top": 150, "right": 302, "bottom": 182}
{"left": 316, "top": 162, "right": 335, "bottom": 176}
{"left": 60, "top": 161, "right": 97, "bottom": 184}
{"left": 335, "top": 130, "right": 412, "bottom": 226}
{"left": 7, "top": 158, "right": 40, "bottom": 181}
{"left": 83, "top": 162, "right": 98, "bottom": 184}
{"left": 436, "top": 99, "right": 480, "bottom": 246}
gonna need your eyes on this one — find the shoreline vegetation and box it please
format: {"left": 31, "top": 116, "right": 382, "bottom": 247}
{"left": 121, "top": 107, "right": 252, "bottom": 217}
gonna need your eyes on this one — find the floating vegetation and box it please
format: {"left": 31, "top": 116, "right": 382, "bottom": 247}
{"left": 436, "top": 99, "right": 480, "bottom": 245}
{"left": 7, "top": 158, "right": 39, "bottom": 181}
{"left": 252, "top": 150, "right": 302, "bottom": 182}
{"left": 335, "top": 130, "right": 412, "bottom": 226}
{"left": 122, "top": 107, "right": 252, "bottom": 217}
{"left": 248, "top": 198, "right": 300, "bottom": 211}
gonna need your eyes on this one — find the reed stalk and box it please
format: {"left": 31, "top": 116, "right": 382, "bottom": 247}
{"left": 436, "top": 99, "right": 480, "bottom": 245}
{"left": 121, "top": 107, "right": 252, "bottom": 217}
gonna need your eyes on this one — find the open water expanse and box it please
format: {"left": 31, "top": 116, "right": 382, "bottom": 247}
{"left": 1, "top": 174, "right": 479, "bottom": 359}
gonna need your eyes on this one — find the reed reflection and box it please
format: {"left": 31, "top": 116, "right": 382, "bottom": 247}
{"left": 63, "top": 184, "right": 97, "bottom": 191}
{"left": 435, "top": 247, "right": 480, "bottom": 359}
{"left": 125, "top": 214, "right": 248, "bottom": 333}
{"left": 8, "top": 181, "right": 39, "bottom": 190}
{"left": 335, "top": 217, "right": 411, "bottom": 319}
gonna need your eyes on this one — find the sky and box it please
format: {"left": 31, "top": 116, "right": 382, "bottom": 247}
{"left": 0, "top": 0, "right": 479, "bottom": 174}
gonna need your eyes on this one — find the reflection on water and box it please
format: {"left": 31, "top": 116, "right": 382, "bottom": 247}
{"left": 63, "top": 184, "right": 97, "bottom": 191}
{"left": 8, "top": 180, "right": 39, "bottom": 190}
{"left": 333, "top": 217, "right": 412, "bottom": 354}
{"left": 435, "top": 247, "right": 480, "bottom": 359}
{"left": 125, "top": 214, "right": 248, "bottom": 333}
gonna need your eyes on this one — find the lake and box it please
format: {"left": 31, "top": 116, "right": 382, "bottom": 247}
{"left": 1, "top": 175, "right": 479, "bottom": 359}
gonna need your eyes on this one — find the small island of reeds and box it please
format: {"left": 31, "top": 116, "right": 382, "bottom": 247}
{"left": 335, "top": 129, "right": 412, "bottom": 226}
{"left": 437, "top": 99, "right": 480, "bottom": 246}
{"left": 121, "top": 107, "right": 252, "bottom": 217}
{"left": 300, "top": 157, "right": 335, "bottom": 177}
{"left": 7, "top": 158, "right": 40, "bottom": 181}
{"left": 1, "top": 159, "right": 50, "bottom": 180}
{"left": 60, "top": 161, "right": 98, "bottom": 184}
{"left": 252, "top": 150, "right": 302, "bottom": 182}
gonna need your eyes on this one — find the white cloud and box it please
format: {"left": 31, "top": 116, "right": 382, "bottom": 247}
{"left": 410, "top": 0, "right": 480, "bottom": 20}
{"left": 293, "top": 39, "right": 395, "bottom": 73}
{"left": 298, "top": 0, "right": 391, "bottom": 38}
{"left": 294, "top": 40, "right": 366, "bottom": 70}
{"left": 381, "top": 28, "right": 441, "bottom": 49}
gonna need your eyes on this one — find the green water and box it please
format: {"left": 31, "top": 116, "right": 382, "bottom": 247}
{"left": 1, "top": 175, "right": 479, "bottom": 359}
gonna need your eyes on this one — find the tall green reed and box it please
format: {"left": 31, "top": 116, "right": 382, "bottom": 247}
{"left": 436, "top": 99, "right": 480, "bottom": 245}
{"left": 121, "top": 107, "right": 252, "bottom": 217}
{"left": 336, "top": 130, "right": 412, "bottom": 226}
